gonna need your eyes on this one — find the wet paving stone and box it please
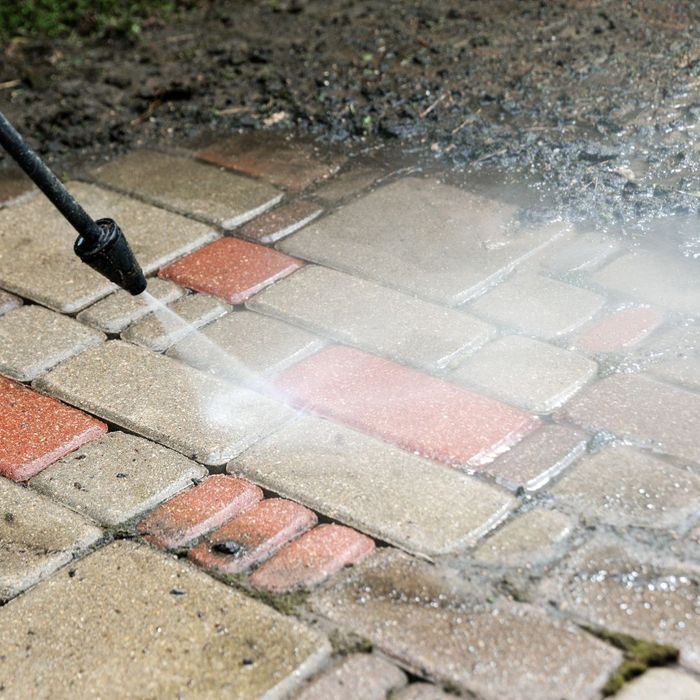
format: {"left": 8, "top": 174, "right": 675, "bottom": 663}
{"left": 614, "top": 668, "right": 700, "bottom": 700}
{"left": 250, "top": 524, "right": 375, "bottom": 593}
{"left": 449, "top": 336, "right": 597, "bottom": 413}
{"left": 0, "top": 541, "right": 330, "bottom": 698}
{"left": 92, "top": 150, "right": 282, "bottom": 228}
{"left": 280, "top": 178, "right": 560, "bottom": 306}
{"left": 311, "top": 549, "right": 622, "bottom": 700}
{"left": 275, "top": 346, "right": 539, "bottom": 468}
{"left": 574, "top": 306, "right": 664, "bottom": 354}
{"left": 0, "top": 305, "right": 105, "bottom": 381}
{"left": 30, "top": 432, "right": 207, "bottom": 527}
{"left": 538, "top": 231, "right": 622, "bottom": 275}
{"left": 0, "top": 478, "right": 102, "bottom": 602}
{"left": 310, "top": 165, "right": 384, "bottom": 204}
{"left": 0, "top": 181, "right": 216, "bottom": 313}
{"left": 237, "top": 200, "right": 323, "bottom": 244}
{"left": 231, "top": 416, "right": 517, "bottom": 557}
{"left": 250, "top": 265, "right": 495, "bottom": 370}
{"left": 33, "top": 340, "right": 294, "bottom": 466}
{"left": 160, "top": 237, "right": 302, "bottom": 305}
{"left": 0, "top": 375, "right": 107, "bottom": 481}
{"left": 0, "top": 289, "right": 21, "bottom": 316}
{"left": 137, "top": 474, "right": 263, "bottom": 549}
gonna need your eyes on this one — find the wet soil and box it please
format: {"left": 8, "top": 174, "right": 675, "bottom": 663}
{"left": 0, "top": 1, "right": 698, "bottom": 249}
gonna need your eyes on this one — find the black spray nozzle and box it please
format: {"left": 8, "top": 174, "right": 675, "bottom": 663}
{"left": 74, "top": 218, "right": 147, "bottom": 296}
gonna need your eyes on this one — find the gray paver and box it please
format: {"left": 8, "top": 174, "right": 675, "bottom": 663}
{"left": 33, "top": 340, "right": 294, "bottom": 466}
{"left": 0, "top": 478, "right": 102, "bottom": 602}
{"left": 92, "top": 150, "right": 283, "bottom": 228}
{"left": 30, "top": 431, "right": 207, "bottom": 527}
{"left": 0, "top": 181, "right": 217, "bottom": 313}
{"left": 121, "top": 293, "right": 230, "bottom": 352}
{"left": 249, "top": 265, "right": 495, "bottom": 370}
{"left": 539, "top": 232, "right": 621, "bottom": 275}
{"left": 0, "top": 541, "right": 330, "bottom": 699}
{"left": 394, "top": 684, "right": 457, "bottom": 700}
{"left": 0, "top": 289, "right": 21, "bottom": 316}
{"left": 280, "top": 177, "right": 561, "bottom": 306}
{"left": 311, "top": 166, "right": 384, "bottom": 204}
{"left": 469, "top": 273, "right": 605, "bottom": 338}
{"left": 449, "top": 336, "right": 596, "bottom": 413}
{"left": 230, "top": 416, "right": 517, "bottom": 557}
{"left": 311, "top": 549, "right": 621, "bottom": 700}
{"left": 76, "top": 278, "right": 185, "bottom": 334}
{"left": 615, "top": 668, "right": 700, "bottom": 700}
{"left": 0, "top": 305, "right": 105, "bottom": 381}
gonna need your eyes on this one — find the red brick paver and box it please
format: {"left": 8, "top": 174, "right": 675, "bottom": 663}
{"left": 159, "top": 237, "right": 302, "bottom": 305}
{"left": 137, "top": 474, "right": 263, "bottom": 548}
{"left": 250, "top": 524, "right": 375, "bottom": 593}
{"left": 189, "top": 498, "right": 317, "bottom": 574}
{"left": 276, "top": 346, "right": 539, "bottom": 467}
{"left": 0, "top": 376, "right": 106, "bottom": 481}
{"left": 575, "top": 307, "right": 664, "bottom": 353}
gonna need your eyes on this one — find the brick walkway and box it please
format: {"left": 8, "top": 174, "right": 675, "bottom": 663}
{"left": 0, "top": 132, "right": 699, "bottom": 699}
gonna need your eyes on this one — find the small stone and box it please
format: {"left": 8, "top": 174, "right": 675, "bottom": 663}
{"left": 615, "top": 668, "right": 700, "bottom": 700}
{"left": 574, "top": 307, "right": 664, "bottom": 353}
{"left": 237, "top": 200, "right": 323, "bottom": 244}
{"left": 0, "top": 289, "right": 22, "bottom": 316}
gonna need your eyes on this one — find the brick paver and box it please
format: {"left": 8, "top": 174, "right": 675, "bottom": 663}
{"left": 0, "top": 304, "right": 105, "bottom": 381}
{"left": 0, "top": 478, "right": 102, "bottom": 602}
{"left": 311, "top": 165, "right": 383, "bottom": 204}
{"left": 138, "top": 474, "right": 263, "bottom": 548}
{"left": 450, "top": 336, "right": 596, "bottom": 413}
{"left": 311, "top": 549, "right": 621, "bottom": 700}
{"left": 0, "top": 375, "right": 107, "bottom": 481}
{"left": 190, "top": 498, "right": 317, "bottom": 574}
{"left": 231, "top": 416, "right": 517, "bottom": 556}
{"left": 614, "top": 668, "right": 700, "bottom": 700}
{"left": 275, "top": 346, "right": 539, "bottom": 467}
{"left": 0, "top": 289, "right": 21, "bottom": 316}
{"left": 250, "top": 524, "right": 375, "bottom": 593}
{"left": 34, "top": 340, "right": 294, "bottom": 465}
{"left": 538, "top": 231, "right": 621, "bottom": 275}
{"left": 394, "top": 684, "right": 457, "bottom": 700}
{"left": 0, "top": 541, "right": 330, "bottom": 698}
{"left": 250, "top": 265, "right": 495, "bottom": 370}
{"left": 160, "top": 237, "right": 302, "bottom": 305}
{"left": 0, "top": 181, "right": 216, "bottom": 313}
{"left": 280, "top": 177, "right": 560, "bottom": 305}
{"left": 237, "top": 200, "right": 323, "bottom": 244}
{"left": 30, "top": 431, "right": 207, "bottom": 527}
{"left": 93, "top": 150, "right": 282, "bottom": 228}
{"left": 574, "top": 306, "right": 664, "bottom": 353}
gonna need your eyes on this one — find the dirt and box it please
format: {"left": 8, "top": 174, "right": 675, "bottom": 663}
{"left": 0, "top": 0, "right": 699, "bottom": 252}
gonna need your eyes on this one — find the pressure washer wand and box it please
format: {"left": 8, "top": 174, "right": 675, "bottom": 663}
{"left": 0, "top": 111, "right": 146, "bottom": 295}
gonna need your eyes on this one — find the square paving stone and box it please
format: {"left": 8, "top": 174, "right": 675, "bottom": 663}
{"left": 76, "top": 278, "right": 185, "bottom": 334}
{"left": 249, "top": 265, "right": 495, "bottom": 370}
{"left": 449, "top": 336, "right": 597, "bottom": 413}
{"left": 280, "top": 178, "right": 561, "bottom": 306}
{"left": 0, "top": 289, "right": 22, "bottom": 316}
{"left": 0, "top": 478, "right": 102, "bottom": 602}
{"left": 469, "top": 274, "right": 605, "bottom": 339}
{"left": 92, "top": 150, "right": 282, "bottom": 228}
{"left": 0, "top": 181, "right": 217, "bottom": 313}
{"left": 33, "top": 340, "right": 295, "bottom": 466}
{"left": 574, "top": 306, "right": 664, "bottom": 354}
{"left": 0, "top": 375, "right": 107, "bottom": 481}
{"left": 237, "top": 200, "right": 323, "bottom": 244}
{"left": 30, "top": 432, "right": 207, "bottom": 527}
{"left": 614, "top": 668, "right": 700, "bottom": 700}
{"left": 231, "top": 416, "right": 517, "bottom": 557}
{"left": 311, "top": 549, "right": 621, "bottom": 700}
{"left": 0, "top": 305, "right": 105, "bottom": 381}
{"left": 0, "top": 541, "right": 330, "bottom": 698}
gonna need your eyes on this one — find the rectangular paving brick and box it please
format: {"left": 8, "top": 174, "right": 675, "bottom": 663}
{"left": 93, "top": 150, "right": 282, "bottom": 228}
{"left": 237, "top": 200, "right": 323, "bottom": 244}
{"left": 0, "top": 304, "right": 105, "bottom": 381}
{"left": 30, "top": 432, "right": 207, "bottom": 527}
{"left": 311, "top": 549, "right": 621, "bottom": 700}
{"left": 311, "top": 165, "right": 384, "bottom": 204}
{"left": 280, "top": 177, "right": 560, "bottom": 306}
{"left": 275, "top": 346, "right": 540, "bottom": 468}
{"left": 250, "top": 265, "right": 495, "bottom": 370}
{"left": 250, "top": 524, "right": 375, "bottom": 593}
{"left": 0, "top": 289, "right": 21, "bottom": 316}
{"left": 138, "top": 474, "right": 263, "bottom": 548}
{"left": 231, "top": 416, "right": 517, "bottom": 557}
{"left": 189, "top": 498, "right": 317, "bottom": 574}
{"left": 0, "top": 375, "right": 107, "bottom": 481}
{"left": 538, "top": 231, "right": 621, "bottom": 275}
{"left": 0, "top": 181, "right": 217, "bottom": 313}
{"left": 0, "top": 478, "right": 102, "bottom": 602}
{"left": 33, "top": 340, "right": 294, "bottom": 466}
{"left": 0, "top": 541, "right": 330, "bottom": 698}
{"left": 574, "top": 306, "right": 664, "bottom": 353}
{"left": 160, "top": 237, "right": 302, "bottom": 305}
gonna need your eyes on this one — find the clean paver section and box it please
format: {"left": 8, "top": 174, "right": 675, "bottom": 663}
{"left": 0, "top": 478, "right": 102, "bottom": 602}
{"left": 34, "top": 340, "right": 294, "bottom": 466}
{"left": 614, "top": 668, "right": 700, "bottom": 700}
{"left": 538, "top": 231, "right": 621, "bottom": 275}
{"left": 250, "top": 265, "right": 495, "bottom": 369}
{"left": 30, "top": 432, "right": 207, "bottom": 527}
{"left": 231, "top": 416, "right": 517, "bottom": 556}
{"left": 0, "top": 541, "right": 330, "bottom": 699}
{"left": 92, "top": 149, "right": 282, "bottom": 228}
{"left": 574, "top": 307, "right": 663, "bottom": 353}
{"left": 237, "top": 200, "right": 323, "bottom": 244}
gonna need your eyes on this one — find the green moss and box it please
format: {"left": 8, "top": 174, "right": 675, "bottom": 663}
{"left": 328, "top": 628, "right": 373, "bottom": 656}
